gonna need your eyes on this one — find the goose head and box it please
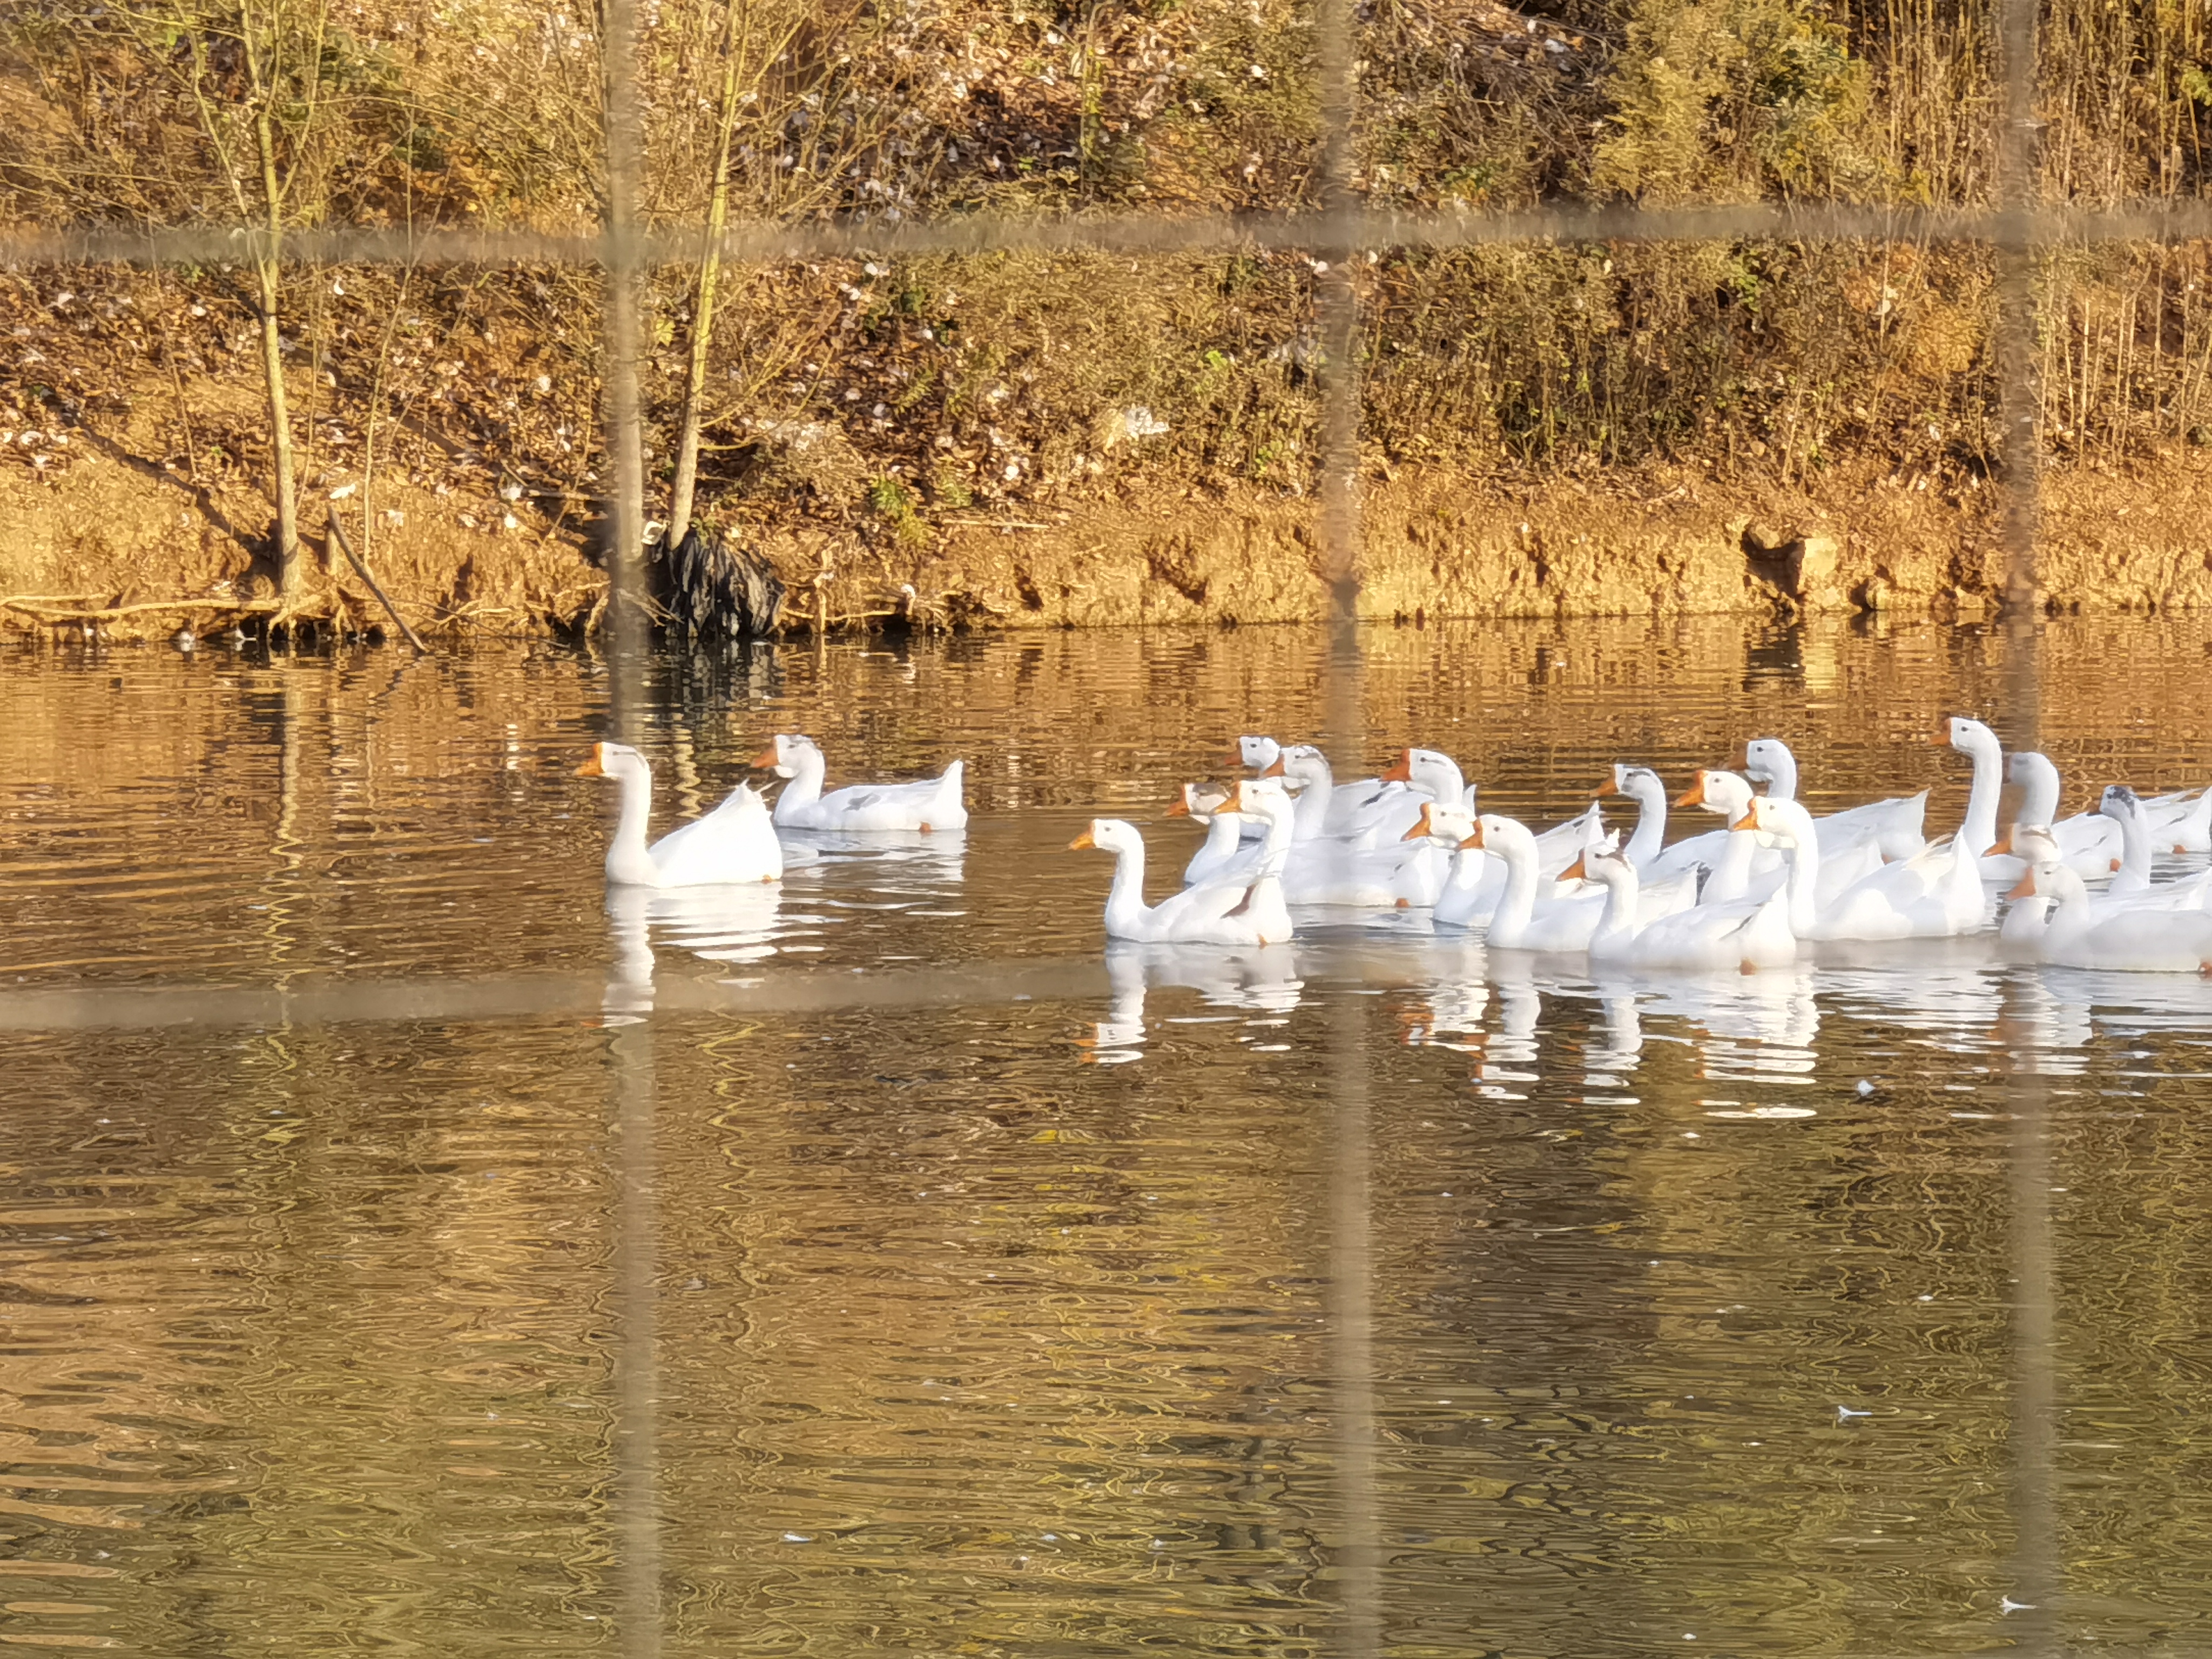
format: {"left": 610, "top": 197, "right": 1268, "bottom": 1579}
{"left": 1382, "top": 746, "right": 1465, "bottom": 802}
{"left": 1742, "top": 738, "right": 1793, "bottom": 790}
{"left": 1597, "top": 763, "right": 1665, "bottom": 808}
{"left": 1232, "top": 734, "right": 1282, "bottom": 771}
{"left": 2000, "top": 823, "right": 2062, "bottom": 865}
{"left": 1676, "top": 768, "right": 1753, "bottom": 818}
{"left": 1403, "top": 802, "right": 1479, "bottom": 845}
{"left": 1560, "top": 844, "right": 1636, "bottom": 889}
{"left": 576, "top": 740, "right": 652, "bottom": 785}
{"left": 1730, "top": 794, "right": 1815, "bottom": 846}
{"left": 753, "top": 732, "right": 821, "bottom": 778}
{"left": 1472, "top": 813, "right": 1534, "bottom": 860}
{"left": 1265, "top": 744, "right": 1333, "bottom": 793}
{"left": 1170, "top": 781, "right": 1232, "bottom": 821}
{"left": 1940, "top": 715, "right": 2000, "bottom": 758}
{"left": 1224, "top": 776, "right": 1294, "bottom": 829}
{"left": 1070, "top": 819, "right": 1143, "bottom": 857}
{"left": 2099, "top": 784, "right": 2141, "bottom": 824}
{"left": 2008, "top": 858, "right": 2087, "bottom": 905}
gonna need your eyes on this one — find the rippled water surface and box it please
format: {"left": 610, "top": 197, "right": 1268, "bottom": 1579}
{"left": 6, "top": 616, "right": 2212, "bottom": 1656}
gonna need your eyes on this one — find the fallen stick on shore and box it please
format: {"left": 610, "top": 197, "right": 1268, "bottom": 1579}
{"left": 0, "top": 596, "right": 281, "bottom": 623}
{"left": 326, "top": 512, "right": 429, "bottom": 656}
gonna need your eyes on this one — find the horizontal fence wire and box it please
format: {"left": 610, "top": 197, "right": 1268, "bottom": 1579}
{"left": 1, "top": 202, "right": 2208, "bottom": 271}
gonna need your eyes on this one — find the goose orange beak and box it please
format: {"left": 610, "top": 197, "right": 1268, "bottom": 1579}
{"left": 2007, "top": 870, "right": 2036, "bottom": 900}
{"left": 1401, "top": 802, "right": 1433, "bottom": 842}
{"left": 1560, "top": 854, "right": 1587, "bottom": 880}
{"left": 1932, "top": 718, "right": 1952, "bottom": 746}
{"left": 1674, "top": 774, "right": 1707, "bottom": 808}
{"left": 1729, "top": 808, "right": 1756, "bottom": 831}
{"left": 1261, "top": 756, "right": 1286, "bottom": 778}
{"left": 1069, "top": 828, "right": 1096, "bottom": 851}
{"left": 1381, "top": 748, "right": 1414, "bottom": 784}
{"left": 1594, "top": 776, "right": 1619, "bottom": 798}
{"left": 1466, "top": 821, "right": 1487, "bottom": 849}
{"left": 1166, "top": 794, "right": 1191, "bottom": 818}
{"left": 751, "top": 743, "right": 780, "bottom": 767}
{"left": 575, "top": 746, "right": 605, "bottom": 777}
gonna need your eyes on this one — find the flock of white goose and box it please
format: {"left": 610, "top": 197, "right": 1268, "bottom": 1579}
{"left": 579, "top": 717, "right": 2212, "bottom": 975}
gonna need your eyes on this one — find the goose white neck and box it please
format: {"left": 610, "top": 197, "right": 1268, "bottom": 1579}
{"left": 1748, "top": 799, "right": 1821, "bottom": 934}
{"left": 1198, "top": 808, "right": 1241, "bottom": 862}
{"left": 1749, "top": 741, "right": 1799, "bottom": 801}
{"left": 1958, "top": 730, "right": 2005, "bottom": 857}
{"left": 1777, "top": 803, "right": 1822, "bottom": 935}
{"left": 2010, "top": 753, "right": 2062, "bottom": 831}
{"left": 774, "top": 745, "right": 826, "bottom": 816}
{"left": 606, "top": 759, "right": 661, "bottom": 885}
{"left": 1410, "top": 751, "right": 1466, "bottom": 811}
{"left": 1103, "top": 832, "right": 1150, "bottom": 936}
{"left": 1621, "top": 775, "right": 1667, "bottom": 869}
{"left": 1588, "top": 861, "right": 1640, "bottom": 951}
{"left": 2104, "top": 793, "right": 2152, "bottom": 889}
{"left": 1285, "top": 757, "right": 1334, "bottom": 839}
{"left": 1488, "top": 821, "right": 1540, "bottom": 938}
{"left": 1249, "top": 798, "right": 1297, "bottom": 876}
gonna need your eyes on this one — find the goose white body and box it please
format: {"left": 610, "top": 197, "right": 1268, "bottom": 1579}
{"left": 2013, "top": 860, "right": 2212, "bottom": 972}
{"left": 761, "top": 733, "right": 967, "bottom": 832}
{"left": 1800, "top": 718, "right": 1997, "bottom": 940}
{"left": 1075, "top": 782, "right": 1296, "bottom": 946}
{"left": 1586, "top": 840, "right": 1802, "bottom": 972}
{"left": 1465, "top": 813, "right": 1696, "bottom": 950}
{"left": 578, "top": 741, "right": 783, "bottom": 887}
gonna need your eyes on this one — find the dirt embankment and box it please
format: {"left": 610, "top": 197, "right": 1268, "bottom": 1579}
{"left": 5, "top": 418, "right": 2210, "bottom": 642}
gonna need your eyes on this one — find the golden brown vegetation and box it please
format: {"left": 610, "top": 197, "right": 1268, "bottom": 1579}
{"left": 0, "top": 0, "right": 2209, "bottom": 631}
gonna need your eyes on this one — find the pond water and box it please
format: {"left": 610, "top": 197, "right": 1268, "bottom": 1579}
{"left": 4, "top": 615, "right": 2212, "bottom": 1657}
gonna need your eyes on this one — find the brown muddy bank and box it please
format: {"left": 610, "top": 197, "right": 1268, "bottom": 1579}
{"left": 5, "top": 448, "right": 2211, "bottom": 642}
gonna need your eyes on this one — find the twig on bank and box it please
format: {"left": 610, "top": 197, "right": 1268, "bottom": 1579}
{"left": 0, "top": 596, "right": 281, "bottom": 622}
{"left": 327, "top": 511, "right": 429, "bottom": 655}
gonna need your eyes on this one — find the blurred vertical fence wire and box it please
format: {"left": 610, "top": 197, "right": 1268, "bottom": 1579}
{"left": 0, "top": 0, "right": 2113, "bottom": 1643}
{"left": 598, "top": 1, "right": 664, "bottom": 1653}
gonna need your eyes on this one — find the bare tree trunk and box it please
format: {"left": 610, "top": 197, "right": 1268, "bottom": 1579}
{"left": 252, "top": 98, "right": 301, "bottom": 599}
{"left": 665, "top": 0, "right": 744, "bottom": 549}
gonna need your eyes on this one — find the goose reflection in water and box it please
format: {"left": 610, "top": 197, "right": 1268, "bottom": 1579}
{"left": 1078, "top": 941, "right": 1304, "bottom": 1062}
{"left": 777, "top": 827, "right": 968, "bottom": 898}
{"left": 603, "top": 880, "right": 787, "bottom": 1014}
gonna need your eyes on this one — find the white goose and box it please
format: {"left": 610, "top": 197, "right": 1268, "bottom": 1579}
{"left": 1237, "top": 737, "right": 1395, "bottom": 837}
{"left": 2001, "top": 816, "right": 2212, "bottom": 926}
{"left": 1071, "top": 779, "right": 1295, "bottom": 945}
{"left": 1262, "top": 746, "right": 1445, "bottom": 905}
{"left": 1469, "top": 814, "right": 1696, "bottom": 950}
{"left": 1798, "top": 716, "right": 1997, "bottom": 941}
{"left": 1583, "top": 831, "right": 1802, "bottom": 972}
{"left": 758, "top": 733, "right": 967, "bottom": 832}
{"left": 1594, "top": 765, "right": 1673, "bottom": 872}
{"left": 1645, "top": 770, "right": 1757, "bottom": 891}
{"left": 1170, "top": 781, "right": 1246, "bottom": 886}
{"left": 1407, "top": 803, "right": 1506, "bottom": 928}
{"left": 2009, "top": 859, "right": 2212, "bottom": 972}
{"left": 577, "top": 741, "right": 783, "bottom": 886}
{"left": 1743, "top": 737, "right": 1927, "bottom": 860}
{"left": 1984, "top": 752, "right": 2120, "bottom": 884}
{"left": 2143, "top": 785, "right": 2212, "bottom": 853}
